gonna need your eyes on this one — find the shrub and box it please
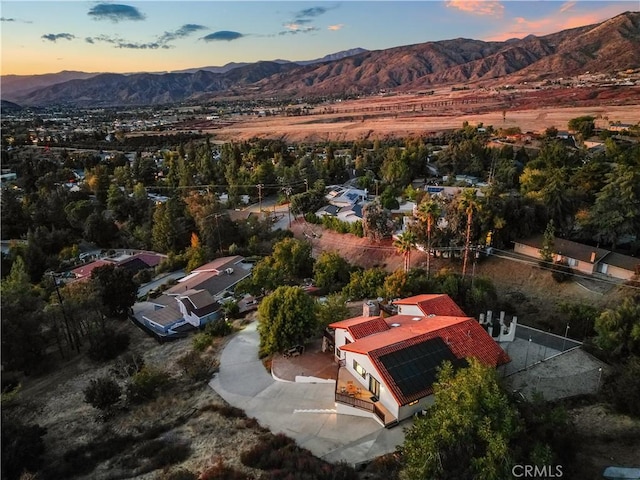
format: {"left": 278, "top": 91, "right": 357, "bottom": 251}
{"left": 192, "top": 333, "right": 212, "bottom": 352}
{"left": 200, "top": 403, "right": 247, "bottom": 418}
{"left": 1, "top": 419, "right": 47, "bottom": 480}
{"left": 201, "top": 458, "right": 250, "bottom": 480}
{"left": 205, "top": 318, "right": 233, "bottom": 337}
{"left": 176, "top": 351, "right": 218, "bottom": 382}
{"left": 110, "top": 352, "right": 145, "bottom": 379}
{"left": 87, "top": 329, "right": 130, "bottom": 361}
{"left": 607, "top": 357, "right": 640, "bottom": 417}
{"left": 83, "top": 376, "right": 122, "bottom": 411}
{"left": 551, "top": 261, "right": 573, "bottom": 283}
{"left": 223, "top": 301, "right": 240, "bottom": 320}
{"left": 137, "top": 440, "right": 191, "bottom": 473}
{"left": 126, "top": 367, "right": 170, "bottom": 404}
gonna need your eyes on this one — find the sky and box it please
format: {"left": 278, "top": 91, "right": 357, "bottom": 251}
{"left": 1, "top": 1, "right": 637, "bottom": 75}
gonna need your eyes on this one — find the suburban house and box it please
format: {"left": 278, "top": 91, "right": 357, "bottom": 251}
{"left": 140, "top": 255, "right": 252, "bottom": 336}
{"left": 69, "top": 251, "right": 166, "bottom": 283}
{"left": 514, "top": 236, "right": 640, "bottom": 281}
{"left": 315, "top": 203, "right": 364, "bottom": 224}
{"left": 327, "top": 294, "right": 510, "bottom": 426}
{"left": 325, "top": 186, "right": 368, "bottom": 208}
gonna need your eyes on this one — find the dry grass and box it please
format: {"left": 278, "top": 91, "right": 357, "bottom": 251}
{"left": 8, "top": 321, "right": 265, "bottom": 480}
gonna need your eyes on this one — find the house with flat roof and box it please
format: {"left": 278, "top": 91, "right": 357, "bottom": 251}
{"left": 328, "top": 294, "right": 510, "bottom": 426}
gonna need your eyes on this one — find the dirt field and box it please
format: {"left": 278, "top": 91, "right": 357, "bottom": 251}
{"left": 192, "top": 86, "right": 640, "bottom": 143}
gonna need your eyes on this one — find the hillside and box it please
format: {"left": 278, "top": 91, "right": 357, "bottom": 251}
{"left": 5, "top": 11, "right": 639, "bottom": 107}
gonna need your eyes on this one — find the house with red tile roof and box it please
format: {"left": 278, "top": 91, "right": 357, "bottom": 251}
{"left": 328, "top": 294, "right": 510, "bottom": 425}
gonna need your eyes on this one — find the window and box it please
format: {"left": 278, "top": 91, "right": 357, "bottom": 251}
{"left": 353, "top": 359, "right": 367, "bottom": 379}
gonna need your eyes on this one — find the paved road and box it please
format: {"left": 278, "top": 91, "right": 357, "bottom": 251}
{"left": 209, "top": 321, "right": 407, "bottom": 466}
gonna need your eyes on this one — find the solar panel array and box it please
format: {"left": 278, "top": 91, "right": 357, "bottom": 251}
{"left": 378, "top": 337, "right": 467, "bottom": 398}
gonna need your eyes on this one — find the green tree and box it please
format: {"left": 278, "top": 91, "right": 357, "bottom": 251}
{"left": 383, "top": 269, "right": 408, "bottom": 299}
{"left": 343, "top": 268, "right": 387, "bottom": 300}
{"left": 457, "top": 189, "right": 480, "bottom": 276}
{"left": 363, "top": 201, "right": 393, "bottom": 240}
{"left": 316, "top": 293, "right": 350, "bottom": 331}
{"left": 568, "top": 115, "right": 595, "bottom": 139}
{"left": 540, "top": 220, "right": 555, "bottom": 264}
{"left": 0, "top": 257, "right": 46, "bottom": 373}
{"left": 313, "top": 251, "right": 351, "bottom": 293}
{"left": 587, "top": 163, "right": 640, "bottom": 249}
{"left": 417, "top": 197, "right": 442, "bottom": 277}
{"left": 401, "top": 359, "right": 519, "bottom": 480}
{"left": 91, "top": 264, "right": 138, "bottom": 318}
{"left": 84, "top": 211, "right": 119, "bottom": 246}
{"left": 606, "top": 357, "right": 640, "bottom": 417}
{"left": 594, "top": 296, "right": 640, "bottom": 356}
{"left": 271, "top": 237, "right": 314, "bottom": 283}
{"left": 257, "top": 286, "right": 317, "bottom": 355}
{"left": 393, "top": 231, "right": 416, "bottom": 273}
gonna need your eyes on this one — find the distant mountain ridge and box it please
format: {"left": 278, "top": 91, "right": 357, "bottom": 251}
{"left": 169, "top": 48, "right": 369, "bottom": 74}
{"left": 3, "top": 12, "right": 639, "bottom": 107}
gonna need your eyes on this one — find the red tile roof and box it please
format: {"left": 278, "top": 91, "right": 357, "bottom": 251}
{"left": 70, "top": 259, "right": 112, "bottom": 282}
{"left": 347, "top": 317, "right": 390, "bottom": 339}
{"left": 341, "top": 316, "right": 510, "bottom": 406}
{"left": 371, "top": 319, "right": 509, "bottom": 405}
{"left": 394, "top": 294, "right": 466, "bottom": 317}
{"left": 341, "top": 316, "right": 468, "bottom": 354}
{"left": 328, "top": 315, "right": 383, "bottom": 330}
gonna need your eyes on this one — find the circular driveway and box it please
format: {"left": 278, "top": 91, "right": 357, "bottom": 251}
{"left": 209, "top": 320, "right": 407, "bottom": 465}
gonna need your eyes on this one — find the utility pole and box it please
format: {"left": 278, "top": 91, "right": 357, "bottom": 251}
{"left": 214, "top": 213, "right": 223, "bottom": 255}
{"left": 47, "top": 271, "right": 80, "bottom": 354}
{"left": 284, "top": 186, "right": 293, "bottom": 228}
{"left": 257, "top": 183, "right": 263, "bottom": 213}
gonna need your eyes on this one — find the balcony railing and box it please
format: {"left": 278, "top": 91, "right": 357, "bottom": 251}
{"left": 335, "top": 392, "right": 386, "bottom": 425}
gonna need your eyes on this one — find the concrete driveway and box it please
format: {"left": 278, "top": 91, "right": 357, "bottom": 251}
{"left": 209, "top": 321, "right": 407, "bottom": 465}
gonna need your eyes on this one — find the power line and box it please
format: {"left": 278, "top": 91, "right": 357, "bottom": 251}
{"left": 488, "top": 247, "right": 640, "bottom": 291}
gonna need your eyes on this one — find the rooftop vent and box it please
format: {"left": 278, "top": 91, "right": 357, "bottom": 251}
{"left": 412, "top": 317, "right": 421, "bottom": 321}
{"left": 390, "top": 323, "right": 401, "bottom": 327}
{"left": 427, "top": 313, "right": 436, "bottom": 318}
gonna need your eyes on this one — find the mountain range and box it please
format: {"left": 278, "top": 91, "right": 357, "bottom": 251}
{"left": 2, "top": 12, "right": 639, "bottom": 108}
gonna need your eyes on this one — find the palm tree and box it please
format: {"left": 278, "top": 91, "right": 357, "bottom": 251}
{"left": 458, "top": 189, "right": 480, "bottom": 276}
{"left": 393, "top": 231, "right": 416, "bottom": 273}
{"left": 417, "top": 197, "right": 442, "bottom": 278}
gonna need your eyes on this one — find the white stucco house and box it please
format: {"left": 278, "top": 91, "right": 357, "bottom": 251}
{"left": 328, "top": 294, "right": 510, "bottom": 426}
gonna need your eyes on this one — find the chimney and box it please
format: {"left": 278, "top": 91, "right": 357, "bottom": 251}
{"left": 590, "top": 251, "right": 596, "bottom": 263}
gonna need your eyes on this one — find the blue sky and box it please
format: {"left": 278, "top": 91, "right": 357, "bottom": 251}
{"left": 1, "top": 1, "right": 636, "bottom": 75}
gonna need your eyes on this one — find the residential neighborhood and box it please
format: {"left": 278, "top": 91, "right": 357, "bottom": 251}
{"left": 2, "top": 5, "right": 640, "bottom": 479}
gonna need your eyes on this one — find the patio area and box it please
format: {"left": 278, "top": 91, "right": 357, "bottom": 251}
{"left": 271, "top": 338, "right": 338, "bottom": 382}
